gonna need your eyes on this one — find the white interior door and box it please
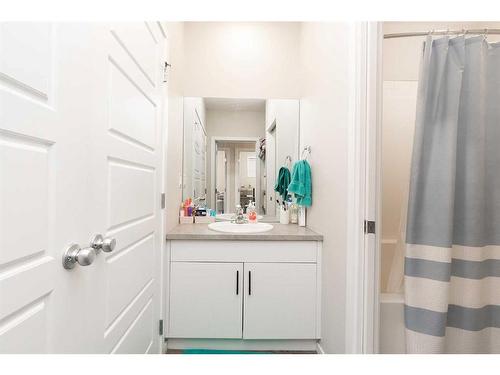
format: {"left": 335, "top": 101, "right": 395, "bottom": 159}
{"left": 89, "top": 22, "right": 167, "bottom": 354}
{"left": 243, "top": 263, "right": 317, "bottom": 339}
{"left": 0, "top": 22, "right": 102, "bottom": 353}
{"left": 191, "top": 110, "right": 206, "bottom": 199}
{"left": 168, "top": 262, "right": 243, "bottom": 338}
{"left": 0, "top": 22, "right": 167, "bottom": 354}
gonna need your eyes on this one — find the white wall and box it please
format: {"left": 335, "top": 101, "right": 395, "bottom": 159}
{"left": 299, "top": 22, "right": 353, "bottom": 354}
{"left": 183, "top": 22, "right": 301, "bottom": 99}
{"left": 206, "top": 109, "right": 265, "bottom": 139}
{"left": 238, "top": 151, "right": 256, "bottom": 188}
{"left": 164, "top": 22, "right": 185, "bottom": 231}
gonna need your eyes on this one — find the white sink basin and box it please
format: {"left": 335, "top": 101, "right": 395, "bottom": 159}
{"left": 215, "top": 213, "right": 263, "bottom": 222}
{"left": 208, "top": 222, "right": 273, "bottom": 234}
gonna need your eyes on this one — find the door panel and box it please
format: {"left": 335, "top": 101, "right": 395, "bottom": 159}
{"left": 103, "top": 279, "right": 154, "bottom": 353}
{"left": 105, "top": 234, "right": 155, "bottom": 327}
{"left": 169, "top": 262, "right": 243, "bottom": 338}
{"left": 243, "top": 263, "right": 317, "bottom": 339}
{"left": 107, "top": 159, "right": 155, "bottom": 228}
{"left": 92, "top": 22, "right": 166, "bottom": 354}
{"left": 0, "top": 135, "right": 51, "bottom": 264}
{"left": 111, "top": 298, "right": 154, "bottom": 354}
{"left": 108, "top": 60, "right": 157, "bottom": 150}
{"left": 110, "top": 22, "right": 159, "bottom": 87}
{"left": 0, "top": 23, "right": 52, "bottom": 96}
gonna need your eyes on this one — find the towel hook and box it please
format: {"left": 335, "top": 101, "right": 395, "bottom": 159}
{"left": 301, "top": 146, "right": 311, "bottom": 160}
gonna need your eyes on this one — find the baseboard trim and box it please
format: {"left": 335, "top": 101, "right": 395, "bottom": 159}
{"left": 316, "top": 342, "right": 325, "bottom": 354}
{"left": 167, "top": 338, "right": 318, "bottom": 352}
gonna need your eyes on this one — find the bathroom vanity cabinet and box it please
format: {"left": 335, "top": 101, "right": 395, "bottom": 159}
{"left": 165, "top": 225, "right": 322, "bottom": 351}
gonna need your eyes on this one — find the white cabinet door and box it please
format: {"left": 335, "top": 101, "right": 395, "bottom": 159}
{"left": 169, "top": 262, "right": 243, "bottom": 338}
{"left": 243, "top": 263, "right": 317, "bottom": 339}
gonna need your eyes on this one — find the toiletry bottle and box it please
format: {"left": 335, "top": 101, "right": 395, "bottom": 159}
{"left": 280, "top": 203, "right": 290, "bottom": 224}
{"left": 184, "top": 198, "right": 192, "bottom": 217}
{"left": 290, "top": 202, "right": 298, "bottom": 224}
{"left": 179, "top": 202, "right": 185, "bottom": 217}
{"left": 298, "top": 205, "right": 306, "bottom": 227}
{"left": 247, "top": 201, "right": 257, "bottom": 223}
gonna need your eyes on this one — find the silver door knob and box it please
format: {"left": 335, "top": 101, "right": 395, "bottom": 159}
{"left": 101, "top": 237, "right": 116, "bottom": 252}
{"left": 62, "top": 244, "right": 97, "bottom": 269}
{"left": 91, "top": 234, "right": 116, "bottom": 253}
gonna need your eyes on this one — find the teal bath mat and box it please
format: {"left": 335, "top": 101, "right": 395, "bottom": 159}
{"left": 182, "top": 349, "right": 271, "bottom": 354}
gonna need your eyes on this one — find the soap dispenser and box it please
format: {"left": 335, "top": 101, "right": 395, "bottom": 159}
{"left": 247, "top": 201, "right": 258, "bottom": 223}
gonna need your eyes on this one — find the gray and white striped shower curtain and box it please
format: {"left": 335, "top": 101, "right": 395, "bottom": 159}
{"left": 405, "top": 35, "right": 500, "bottom": 353}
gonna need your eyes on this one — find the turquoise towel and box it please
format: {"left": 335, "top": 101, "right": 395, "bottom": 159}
{"left": 274, "top": 166, "right": 291, "bottom": 200}
{"left": 288, "top": 160, "right": 312, "bottom": 206}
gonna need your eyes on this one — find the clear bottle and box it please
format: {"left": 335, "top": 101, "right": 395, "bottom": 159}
{"left": 247, "top": 201, "right": 258, "bottom": 223}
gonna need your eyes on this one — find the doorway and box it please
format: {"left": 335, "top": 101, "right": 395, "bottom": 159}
{"left": 211, "top": 137, "right": 260, "bottom": 214}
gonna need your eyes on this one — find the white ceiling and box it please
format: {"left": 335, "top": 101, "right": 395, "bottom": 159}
{"left": 204, "top": 97, "right": 266, "bottom": 112}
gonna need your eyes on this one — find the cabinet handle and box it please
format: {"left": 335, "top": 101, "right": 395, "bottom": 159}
{"left": 248, "top": 271, "right": 251, "bottom": 295}
{"left": 236, "top": 270, "right": 239, "bottom": 295}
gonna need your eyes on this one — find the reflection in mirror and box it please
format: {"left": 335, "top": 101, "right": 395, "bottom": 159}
{"left": 182, "top": 97, "right": 299, "bottom": 221}
{"left": 215, "top": 141, "right": 258, "bottom": 214}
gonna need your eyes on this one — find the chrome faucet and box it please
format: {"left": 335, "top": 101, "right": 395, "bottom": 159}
{"left": 232, "top": 205, "right": 248, "bottom": 224}
{"left": 193, "top": 195, "right": 206, "bottom": 206}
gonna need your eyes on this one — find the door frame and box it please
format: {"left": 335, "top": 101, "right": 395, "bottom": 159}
{"left": 345, "top": 21, "right": 383, "bottom": 354}
{"left": 158, "top": 21, "right": 169, "bottom": 353}
{"left": 215, "top": 146, "right": 230, "bottom": 213}
{"left": 234, "top": 146, "right": 257, "bottom": 210}
{"left": 210, "top": 136, "right": 260, "bottom": 213}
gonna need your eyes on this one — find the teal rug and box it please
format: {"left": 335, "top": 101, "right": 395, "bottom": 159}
{"left": 182, "top": 349, "right": 271, "bottom": 354}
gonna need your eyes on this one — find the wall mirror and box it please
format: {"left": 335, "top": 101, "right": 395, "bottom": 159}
{"left": 181, "top": 97, "right": 300, "bottom": 221}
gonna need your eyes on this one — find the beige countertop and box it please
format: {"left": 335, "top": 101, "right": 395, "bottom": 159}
{"left": 166, "top": 223, "right": 323, "bottom": 241}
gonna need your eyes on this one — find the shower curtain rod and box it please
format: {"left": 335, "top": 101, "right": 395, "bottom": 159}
{"left": 384, "top": 28, "right": 500, "bottom": 39}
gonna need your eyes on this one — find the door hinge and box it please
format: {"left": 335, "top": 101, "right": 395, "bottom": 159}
{"left": 163, "top": 61, "right": 171, "bottom": 83}
{"left": 364, "top": 220, "right": 376, "bottom": 234}
{"left": 161, "top": 193, "right": 166, "bottom": 209}
{"left": 159, "top": 319, "right": 164, "bottom": 335}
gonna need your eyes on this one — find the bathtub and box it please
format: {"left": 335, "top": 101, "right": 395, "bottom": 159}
{"left": 379, "top": 293, "right": 406, "bottom": 353}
